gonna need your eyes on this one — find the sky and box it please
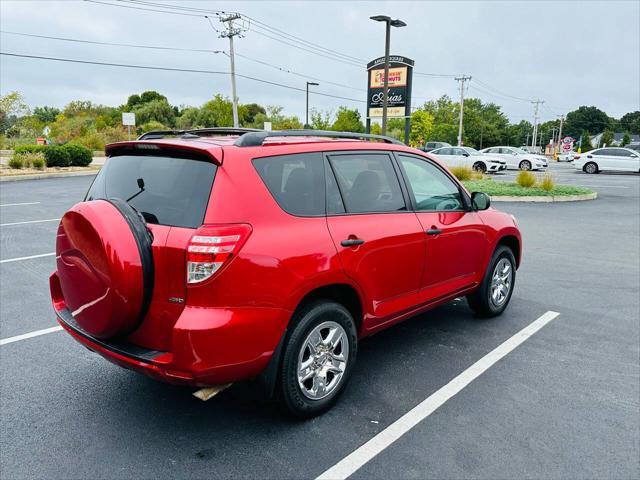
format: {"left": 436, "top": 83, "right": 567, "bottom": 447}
{"left": 1, "top": 0, "right": 639, "bottom": 125}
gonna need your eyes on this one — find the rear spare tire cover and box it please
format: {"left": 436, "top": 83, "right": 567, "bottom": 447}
{"left": 56, "top": 198, "right": 153, "bottom": 339}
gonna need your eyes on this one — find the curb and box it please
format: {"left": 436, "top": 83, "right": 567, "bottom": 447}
{"left": 0, "top": 170, "right": 98, "bottom": 182}
{"left": 491, "top": 192, "right": 597, "bottom": 202}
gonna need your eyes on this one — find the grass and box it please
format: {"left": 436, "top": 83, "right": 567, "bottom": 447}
{"left": 463, "top": 178, "right": 593, "bottom": 197}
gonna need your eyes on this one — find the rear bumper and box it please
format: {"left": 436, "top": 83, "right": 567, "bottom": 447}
{"left": 51, "top": 273, "right": 289, "bottom": 387}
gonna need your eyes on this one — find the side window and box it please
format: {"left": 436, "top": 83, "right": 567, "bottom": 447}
{"left": 328, "top": 153, "right": 406, "bottom": 213}
{"left": 453, "top": 148, "right": 466, "bottom": 155}
{"left": 595, "top": 148, "right": 613, "bottom": 156}
{"left": 438, "top": 148, "right": 453, "bottom": 155}
{"left": 499, "top": 148, "right": 513, "bottom": 154}
{"left": 612, "top": 148, "right": 632, "bottom": 157}
{"left": 398, "top": 155, "right": 464, "bottom": 211}
{"left": 253, "top": 152, "right": 325, "bottom": 216}
{"left": 325, "top": 159, "right": 345, "bottom": 215}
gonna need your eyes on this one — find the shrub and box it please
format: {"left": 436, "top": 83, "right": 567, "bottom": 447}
{"left": 31, "top": 154, "right": 46, "bottom": 170}
{"left": 14, "top": 144, "right": 47, "bottom": 155}
{"left": 44, "top": 145, "right": 71, "bottom": 167}
{"left": 449, "top": 165, "right": 473, "bottom": 181}
{"left": 540, "top": 173, "right": 555, "bottom": 192}
{"left": 64, "top": 144, "right": 93, "bottom": 166}
{"left": 8, "top": 156, "right": 24, "bottom": 169}
{"left": 516, "top": 170, "right": 536, "bottom": 188}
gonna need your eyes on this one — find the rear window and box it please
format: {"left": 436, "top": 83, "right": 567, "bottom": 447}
{"left": 86, "top": 155, "right": 216, "bottom": 228}
{"left": 253, "top": 152, "right": 325, "bottom": 216}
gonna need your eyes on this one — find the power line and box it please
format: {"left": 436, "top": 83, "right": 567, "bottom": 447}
{"left": 85, "top": 0, "right": 205, "bottom": 17}
{"left": 0, "top": 51, "right": 366, "bottom": 104}
{"left": 0, "top": 30, "right": 218, "bottom": 53}
{"left": 1, "top": 29, "right": 365, "bottom": 94}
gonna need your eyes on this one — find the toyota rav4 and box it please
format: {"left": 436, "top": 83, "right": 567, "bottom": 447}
{"left": 50, "top": 128, "right": 521, "bottom": 418}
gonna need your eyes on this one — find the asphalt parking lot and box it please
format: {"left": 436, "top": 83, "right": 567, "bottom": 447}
{"left": 1, "top": 163, "right": 638, "bottom": 479}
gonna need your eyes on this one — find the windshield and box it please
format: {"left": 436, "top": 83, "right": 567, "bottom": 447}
{"left": 86, "top": 155, "right": 216, "bottom": 228}
{"left": 513, "top": 148, "right": 529, "bottom": 154}
{"left": 463, "top": 147, "right": 481, "bottom": 156}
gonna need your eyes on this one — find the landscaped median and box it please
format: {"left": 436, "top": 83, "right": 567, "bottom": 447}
{"left": 0, "top": 143, "right": 101, "bottom": 181}
{"left": 462, "top": 178, "right": 597, "bottom": 202}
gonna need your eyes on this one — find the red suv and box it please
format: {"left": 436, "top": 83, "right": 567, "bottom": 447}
{"left": 50, "top": 129, "right": 521, "bottom": 417}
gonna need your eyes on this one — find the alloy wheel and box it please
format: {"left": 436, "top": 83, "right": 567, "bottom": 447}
{"left": 490, "top": 258, "right": 513, "bottom": 307}
{"left": 297, "top": 321, "right": 349, "bottom": 400}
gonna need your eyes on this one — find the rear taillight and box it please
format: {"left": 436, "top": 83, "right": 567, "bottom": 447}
{"left": 573, "top": 155, "right": 580, "bottom": 160}
{"left": 187, "top": 224, "right": 252, "bottom": 284}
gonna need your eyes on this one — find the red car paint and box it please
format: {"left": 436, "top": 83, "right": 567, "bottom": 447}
{"left": 50, "top": 135, "right": 521, "bottom": 389}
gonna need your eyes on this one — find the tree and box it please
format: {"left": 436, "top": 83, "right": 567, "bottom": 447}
{"left": 0, "top": 91, "right": 30, "bottom": 134}
{"left": 619, "top": 111, "right": 640, "bottom": 134}
{"left": 125, "top": 91, "right": 167, "bottom": 110}
{"left": 502, "top": 120, "right": 533, "bottom": 147}
{"left": 331, "top": 107, "right": 364, "bottom": 133}
{"left": 309, "top": 109, "right": 332, "bottom": 130}
{"left": 579, "top": 130, "right": 593, "bottom": 152}
{"left": 409, "top": 110, "right": 434, "bottom": 147}
{"left": 600, "top": 130, "right": 615, "bottom": 147}
{"left": 175, "top": 107, "right": 202, "bottom": 129}
{"left": 133, "top": 99, "right": 175, "bottom": 127}
{"left": 564, "top": 106, "right": 611, "bottom": 138}
{"left": 621, "top": 133, "right": 631, "bottom": 147}
{"left": 33, "top": 106, "right": 60, "bottom": 124}
{"left": 242, "top": 103, "right": 266, "bottom": 125}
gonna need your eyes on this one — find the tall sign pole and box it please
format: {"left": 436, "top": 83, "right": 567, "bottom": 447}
{"left": 455, "top": 75, "right": 471, "bottom": 146}
{"left": 219, "top": 13, "right": 244, "bottom": 128}
{"left": 381, "top": 22, "right": 391, "bottom": 135}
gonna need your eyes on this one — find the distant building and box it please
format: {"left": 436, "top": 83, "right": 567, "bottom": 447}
{"left": 590, "top": 132, "right": 640, "bottom": 148}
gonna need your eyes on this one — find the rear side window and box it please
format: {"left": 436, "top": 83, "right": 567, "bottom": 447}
{"left": 328, "top": 153, "right": 406, "bottom": 213}
{"left": 86, "top": 155, "right": 216, "bottom": 228}
{"left": 253, "top": 152, "right": 325, "bottom": 216}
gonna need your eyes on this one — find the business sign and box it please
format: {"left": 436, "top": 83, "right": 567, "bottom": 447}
{"left": 366, "top": 56, "right": 414, "bottom": 119}
{"left": 561, "top": 136, "right": 574, "bottom": 153}
{"left": 122, "top": 112, "right": 136, "bottom": 126}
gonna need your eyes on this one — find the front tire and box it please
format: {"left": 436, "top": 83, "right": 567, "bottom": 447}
{"left": 584, "top": 162, "right": 599, "bottom": 174}
{"left": 277, "top": 301, "right": 357, "bottom": 418}
{"left": 519, "top": 160, "right": 532, "bottom": 170}
{"left": 473, "top": 162, "right": 487, "bottom": 173}
{"left": 467, "top": 246, "right": 516, "bottom": 317}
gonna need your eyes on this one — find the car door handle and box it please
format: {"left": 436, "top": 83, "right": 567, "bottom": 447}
{"left": 426, "top": 228, "right": 442, "bottom": 235}
{"left": 341, "top": 238, "right": 365, "bottom": 247}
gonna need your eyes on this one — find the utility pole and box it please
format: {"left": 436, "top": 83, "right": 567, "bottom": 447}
{"left": 530, "top": 99, "right": 544, "bottom": 151}
{"left": 557, "top": 114, "right": 564, "bottom": 153}
{"left": 219, "top": 13, "right": 244, "bottom": 128}
{"left": 455, "top": 75, "right": 472, "bottom": 146}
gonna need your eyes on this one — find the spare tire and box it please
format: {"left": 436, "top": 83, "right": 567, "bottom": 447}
{"left": 55, "top": 198, "right": 154, "bottom": 339}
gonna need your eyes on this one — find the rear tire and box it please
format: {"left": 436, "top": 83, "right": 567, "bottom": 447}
{"left": 519, "top": 160, "right": 532, "bottom": 170}
{"left": 277, "top": 301, "right": 357, "bottom": 418}
{"left": 467, "top": 245, "right": 516, "bottom": 317}
{"left": 584, "top": 162, "right": 599, "bottom": 174}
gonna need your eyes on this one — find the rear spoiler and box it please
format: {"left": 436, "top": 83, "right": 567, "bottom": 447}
{"left": 105, "top": 141, "right": 223, "bottom": 165}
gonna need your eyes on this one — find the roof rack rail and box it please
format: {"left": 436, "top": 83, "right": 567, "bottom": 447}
{"left": 233, "top": 129, "right": 404, "bottom": 147}
{"left": 138, "top": 127, "right": 261, "bottom": 140}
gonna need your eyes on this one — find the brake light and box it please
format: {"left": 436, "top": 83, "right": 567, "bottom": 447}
{"left": 187, "top": 224, "right": 252, "bottom": 284}
{"left": 573, "top": 155, "right": 580, "bottom": 160}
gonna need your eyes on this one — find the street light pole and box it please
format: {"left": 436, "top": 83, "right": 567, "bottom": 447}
{"left": 370, "top": 15, "right": 406, "bottom": 136}
{"left": 306, "top": 81, "right": 319, "bottom": 128}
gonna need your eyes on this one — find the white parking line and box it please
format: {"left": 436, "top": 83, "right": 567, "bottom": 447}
{"left": 0, "top": 202, "right": 41, "bottom": 207}
{"left": 0, "top": 326, "right": 63, "bottom": 346}
{"left": 1, "top": 218, "right": 59, "bottom": 227}
{"left": 316, "top": 310, "right": 561, "bottom": 480}
{"left": 0, "top": 252, "right": 56, "bottom": 264}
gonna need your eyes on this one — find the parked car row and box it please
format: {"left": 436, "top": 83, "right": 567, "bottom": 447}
{"left": 428, "top": 146, "right": 506, "bottom": 173}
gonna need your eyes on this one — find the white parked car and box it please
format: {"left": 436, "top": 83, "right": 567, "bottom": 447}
{"left": 573, "top": 147, "right": 640, "bottom": 174}
{"left": 479, "top": 146, "right": 548, "bottom": 170}
{"left": 429, "top": 146, "right": 506, "bottom": 173}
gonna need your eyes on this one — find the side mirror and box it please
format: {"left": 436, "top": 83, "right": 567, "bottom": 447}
{"left": 462, "top": 152, "right": 470, "bottom": 157}
{"left": 471, "top": 192, "right": 491, "bottom": 211}
{"left": 512, "top": 152, "right": 518, "bottom": 155}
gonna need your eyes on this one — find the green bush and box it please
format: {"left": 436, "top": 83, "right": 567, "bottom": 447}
{"left": 44, "top": 145, "right": 71, "bottom": 167}
{"left": 64, "top": 144, "right": 93, "bottom": 166}
{"left": 539, "top": 173, "right": 555, "bottom": 192}
{"left": 516, "top": 170, "right": 536, "bottom": 188}
{"left": 14, "top": 145, "right": 47, "bottom": 155}
{"left": 8, "top": 156, "right": 25, "bottom": 169}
